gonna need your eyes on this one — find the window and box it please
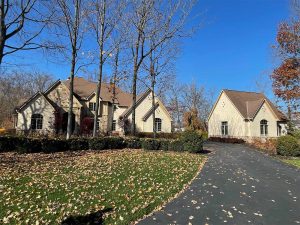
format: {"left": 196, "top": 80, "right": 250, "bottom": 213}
{"left": 113, "top": 105, "right": 117, "bottom": 111}
{"left": 89, "top": 102, "right": 96, "bottom": 111}
{"left": 31, "top": 114, "right": 43, "bottom": 130}
{"left": 221, "top": 121, "right": 228, "bottom": 136}
{"left": 278, "top": 125, "right": 282, "bottom": 136}
{"left": 155, "top": 118, "right": 162, "bottom": 132}
{"left": 260, "top": 120, "right": 268, "bottom": 136}
{"left": 112, "top": 120, "right": 116, "bottom": 131}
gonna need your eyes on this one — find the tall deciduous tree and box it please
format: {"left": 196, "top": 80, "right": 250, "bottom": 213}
{"left": 55, "top": 0, "right": 84, "bottom": 139}
{"left": 271, "top": 58, "right": 300, "bottom": 119}
{"left": 88, "top": 0, "right": 125, "bottom": 137}
{"left": 0, "top": 0, "right": 53, "bottom": 65}
{"left": 145, "top": 39, "right": 177, "bottom": 137}
{"left": 126, "top": 0, "right": 196, "bottom": 135}
{"left": 272, "top": 20, "right": 300, "bottom": 120}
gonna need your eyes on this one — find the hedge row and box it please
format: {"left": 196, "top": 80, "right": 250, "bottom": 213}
{"left": 142, "top": 130, "right": 204, "bottom": 153}
{"left": 0, "top": 130, "right": 204, "bottom": 154}
{"left": 208, "top": 137, "right": 245, "bottom": 144}
{"left": 134, "top": 132, "right": 180, "bottom": 139}
{"left": 0, "top": 136, "right": 130, "bottom": 153}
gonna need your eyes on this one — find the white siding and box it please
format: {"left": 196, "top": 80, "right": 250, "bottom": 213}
{"left": 17, "top": 95, "right": 55, "bottom": 133}
{"left": 208, "top": 92, "right": 246, "bottom": 137}
{"left": 127, "top": 93, "right": 172, "bottom": 133}
{"left": 250, "top": 102, "right": 279, "bottom": 138}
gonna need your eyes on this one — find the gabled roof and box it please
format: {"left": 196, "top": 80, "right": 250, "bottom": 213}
{"left": 142, "top": 102, "right": 159, "bottom": 121}
{"left": 120, "top": 89, "right": 152, "bottom": 118}
{"left": 120, "top": 89, "right": 173, "bottom": 121}
{"left": 44, "top": 79, "right": 61, "bottom": 95}
{"left": 209, "top": 89, "right": 287, "bottom": 121}
{"left": 63, "top": 77, "right": 132, "bottom": 107}
{"left": 16, "top": 92, "right": 56, "bottom": 112}
{"left": 224, "top": 89, "right": 287, "bottom": 120}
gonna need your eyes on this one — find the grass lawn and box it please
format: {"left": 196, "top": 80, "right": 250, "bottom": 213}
{"left": 282, "top": 158, "right": 300, "bottom": 168}
{"left": 0, "top": 150, "right": 205, "bottom": 224}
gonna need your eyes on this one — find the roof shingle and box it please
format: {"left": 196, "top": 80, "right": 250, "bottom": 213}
{"left": 63, "top": 77, "right": 132, "bottom": 107}
{"left": 223, "top": 89, "right": 287, "bottom": 121}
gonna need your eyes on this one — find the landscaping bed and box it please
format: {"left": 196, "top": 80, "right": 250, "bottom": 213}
{"left": 0, "top": 149, "right": 205, "bottom": 224}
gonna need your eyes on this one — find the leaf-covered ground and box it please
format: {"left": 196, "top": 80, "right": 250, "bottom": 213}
{"left": 0, "top": 150, "right": 205, "bottom": 224}
{"left": 282, "top": 158, "right": 300, "bottom": 168}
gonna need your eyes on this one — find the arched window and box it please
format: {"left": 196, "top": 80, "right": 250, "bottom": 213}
{"left": 155, "top": 118, "right": 162, "bottom": 132}
{"left": 260, "top": 119, "right": 268, "bottom": 136}
{"left": 31, "top": 114, "right": 43, "bottom": 130}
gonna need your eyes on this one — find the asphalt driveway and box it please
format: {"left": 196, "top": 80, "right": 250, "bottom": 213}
{"left": 138, "top": 142, "right": 300, "bottom": 225}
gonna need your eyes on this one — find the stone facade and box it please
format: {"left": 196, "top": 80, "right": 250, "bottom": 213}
{"left": 15, "top": 78, "right": 173, "bottom": 135}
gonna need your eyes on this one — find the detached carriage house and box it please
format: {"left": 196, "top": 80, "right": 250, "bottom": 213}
{"left": 208, "top": 89, "right": 288, "bottom": 141}
{"left": 14, "top": 77, "right": 172, "bottom": 135}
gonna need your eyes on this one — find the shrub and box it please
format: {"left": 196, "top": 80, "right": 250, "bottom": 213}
{"left": 136, "top": 132, "right": 179, "bottom": 139}
{"left": 88, "top": 138, "right": 107, "bottom": 150}
{"left": 89, "top": 137, "right": 126, "bottom": 150}
{"left": 159, "top": 139, "right": 170, "bottom": 151}
{"left": 277, "top": 135, "right": 300, "bottom": 157}
{"left": 168, "top": 140, "right": 184, "bottom": 151}
{"left": 16, "top": 137, "right": 42, "bottom": 153}
{"left": 249, "top": 138, "right": 277, "bottom": 155}
{"left": 67, "top": 138, "right": 89, "bottom": 151}
{"left": 41, "top": 139, "right": 68, "bottom": 153}
{"left": 180, "top": 130, "right": 203, "bottom": 153}
{"left": 0, "top": 136, "right": 19, "bottom": 152}
{"left": 142, "top": 139, "right": 161, "bottom": 150}
{"left": 291, "top": 130, "right": 300, "bottom": 139}
{"left": 208, "top": 137, "right": 245, "bottom": 144}
{"left": 104, "top": 137, "right": 126, "bottom": 149}
{"left": 125, "top": 138, "right": 142, "bottom": 149}
{"left": 200, "top": 131, "right": 208, "bottom": 141}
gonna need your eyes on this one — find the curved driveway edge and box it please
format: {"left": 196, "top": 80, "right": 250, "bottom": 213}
{"left": 138, "top": 142, "right": 300, "bottom": 225}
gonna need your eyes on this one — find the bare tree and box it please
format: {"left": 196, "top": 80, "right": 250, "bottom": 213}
{"left": 88, "top": 0, "right": 125, "bottom": 137}
{"left": 55, "top": 0, "right": 84, "bottom": 139}
{"left": 291, "top": 0, "right": 300, "bottom": 18}
{"left": 126, "top": 0, "right": 196, "bottom": 135}
{"left": 144, "top": 38, "right": 178, "bottom": 137}
{"left": 0, "top": 70, "right": 54, "bottom": 127}
{"left": 167, "top": 82, "right": 184, "bottom": 131}
{"left": 0, "top": 0, "right": 54, "bottom": 65}
{"left": 182, "top": 80, "right": 212, "bottom": 131}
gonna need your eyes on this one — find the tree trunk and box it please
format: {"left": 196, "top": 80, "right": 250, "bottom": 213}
{"left": 152, "top": 75, "right": 156, "bottom": 138}
{"left": 111, "top": 47, "right": 119, "bottom": 133}
{"left": 66, "top": 0, "right": 80, "bottom": 140}
{"left": 93, "top": 65, "right": 102, "bottom": 137}
{"left": 176, "top": 98, "right": 181, "bottom": 130}
{"left": 131, "top": 64, "right": 137, "bottom": 135}
{"left": 131, "top": 39, "right": 139, "bottom": 136}
{"left": 150, "top": 50, "right": 156, "bottom": 138}
{"left": 66, "top": 47, "right": 76, "bottom": 139}
{"left": 92, "top": 0, "right": 105, "bottom": 137}
{"left": 93, "top": 51, "right": 104, "bottom": 137}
